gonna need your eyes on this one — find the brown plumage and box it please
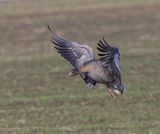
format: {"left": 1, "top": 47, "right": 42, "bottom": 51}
{"left": 47, "top": 25, "right": 126, "bottom": 98}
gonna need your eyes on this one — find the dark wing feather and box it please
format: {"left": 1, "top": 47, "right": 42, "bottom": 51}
{"left": 48, "top": 25, "right": 95, "bottom": 70}
{"left": 97, "top": 38, "right": 119, "bottom": 65}
{"left": 97, "top": 38, "right": 121, "bottom": 82}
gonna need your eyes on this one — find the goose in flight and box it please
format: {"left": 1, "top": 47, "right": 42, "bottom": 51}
{"left": 47, "top": 25, "right": 126, "bottom": 98}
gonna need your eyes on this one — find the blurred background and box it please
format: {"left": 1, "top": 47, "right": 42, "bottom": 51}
{"left": 0, "top": 0, "right": 160, "bottom": 133}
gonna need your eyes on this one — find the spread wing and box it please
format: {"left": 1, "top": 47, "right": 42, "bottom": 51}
{"left": 97, "top": 38, "right": 121, "bottom": 82}
{"left": 48, "top": 25, "right": 95, "bottom": 70}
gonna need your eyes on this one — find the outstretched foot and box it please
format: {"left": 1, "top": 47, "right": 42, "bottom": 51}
{"left": 68, "top": 68, "right": 79, "bottom": 76}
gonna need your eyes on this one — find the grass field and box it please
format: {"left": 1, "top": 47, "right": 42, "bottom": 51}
{"left": 0, "top": 0, "right": 160, "bottom": 133}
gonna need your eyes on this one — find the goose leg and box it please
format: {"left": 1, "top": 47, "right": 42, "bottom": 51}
{"left": 107, "top": 88, "right": 117, "bottom": 99}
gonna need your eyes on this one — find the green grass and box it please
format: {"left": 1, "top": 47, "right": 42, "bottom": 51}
{"left": 0, "top": 0, "right": 160, "bottom": 134}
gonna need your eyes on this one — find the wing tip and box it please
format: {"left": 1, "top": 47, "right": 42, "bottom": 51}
{"left": 102, "top": 37, "right": 111, "bottom": 47}
{"left": 47, "top": 24, "right": 52, "bottom": 32}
